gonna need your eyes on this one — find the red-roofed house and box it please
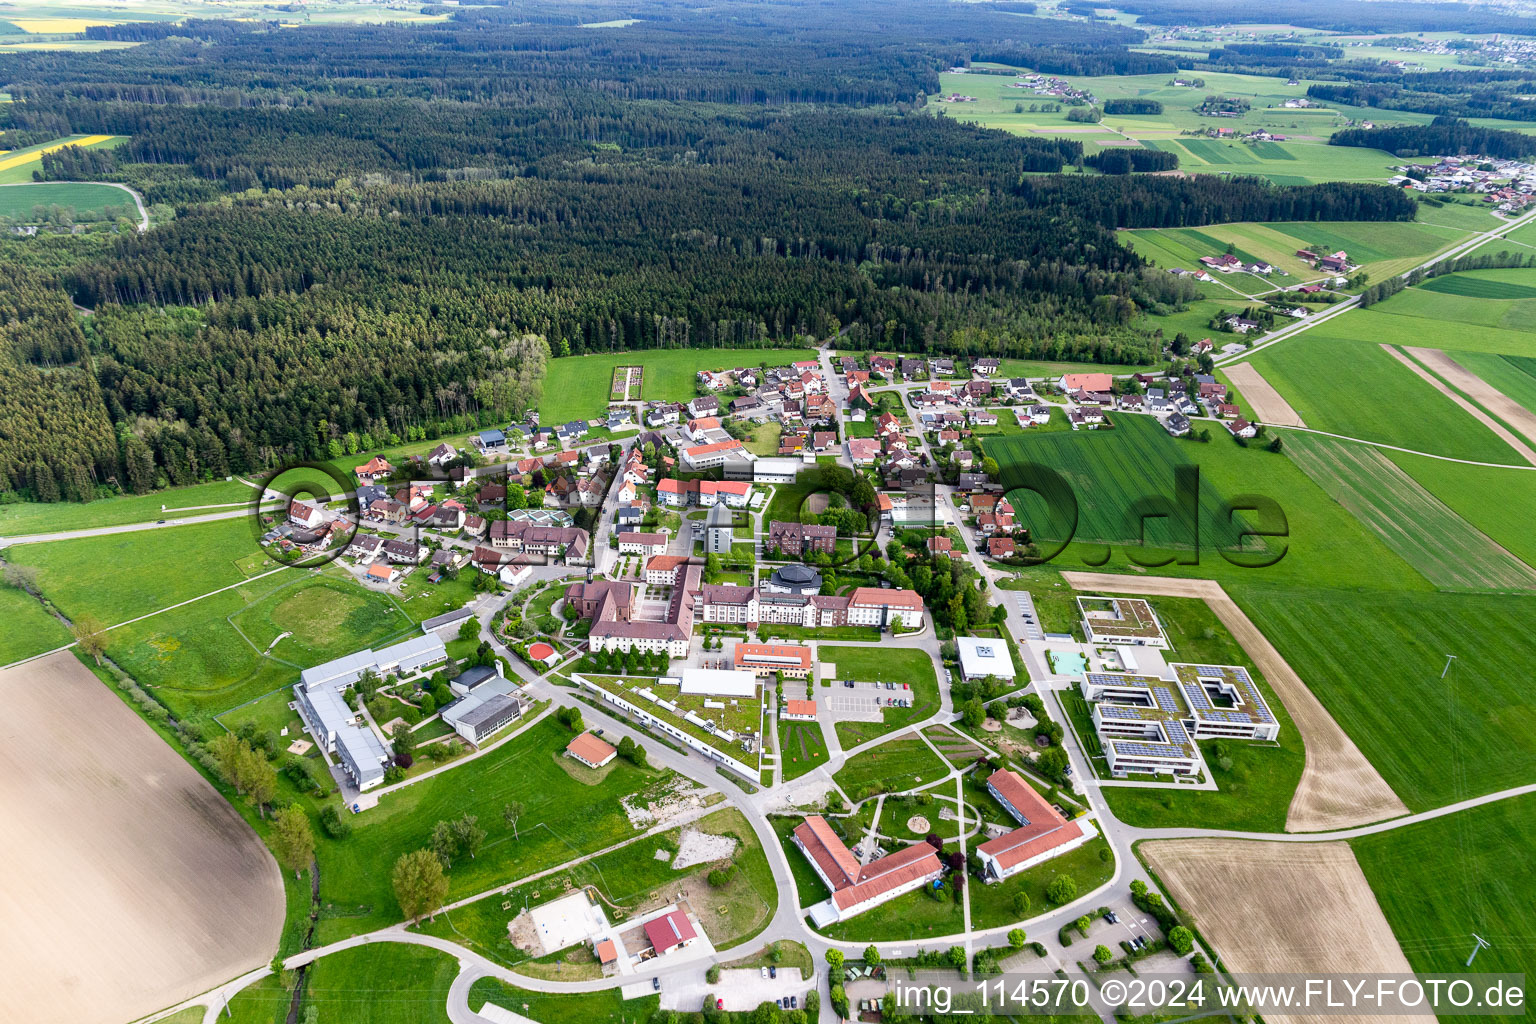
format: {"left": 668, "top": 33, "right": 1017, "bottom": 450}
{"left": 793, "top": 815, "right": 943, "bottom": 925}
{"left": 353, "top": 456, "right": 393, "bottom": 484}
{"left": 289, "top": 500, "right": 324, "bottom": 529}
{"left": 975, "top": 769, "right": 1094, "bottom": 882}
{"left": 987, "top": 536, "right": 1016, "bottom": 559}
{"left": 643, "top": 908, "right": 698, "bottom": 956}
{"left": 848, "top": 587, "right": 924, "bottom": 629}
{"left": 783, "top": 699, "right": 817, "bottom": 721}
{"left": 1059, "top": 372, "right": 1114, "bottom": 394}
{"left": 566, "top": 732, "right": 617, "bottom": 769}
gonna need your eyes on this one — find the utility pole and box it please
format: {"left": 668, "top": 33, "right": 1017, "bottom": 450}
{"left": 1441, "top": 653, "right": 1457, "bottom": 679}
{"left": 1466, "top": 934, "right": 1490, "bottom": 967}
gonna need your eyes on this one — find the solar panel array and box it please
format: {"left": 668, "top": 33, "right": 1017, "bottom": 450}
{"left": 1174, "top": 663, "right": 1276, "bottom": 726}
{"left": 1110, "top": 738, "right": 1192, "bottom": 760}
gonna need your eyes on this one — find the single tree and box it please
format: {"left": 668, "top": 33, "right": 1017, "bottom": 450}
{"left": 238, "top": 746, "right": 278, "bottom": 816}
{"left": 825, "top": 949, "right": 844, "bottom": 970}
{"left": 453, "top": 813, "right": 486, "bottom": 860}
{"left": 503, "top": 800, "right": 525, "bottom": 839}
{"left": 1047, "top": 876, "right": 1078, "bottom": 905}
{"left": 1168, "top": 925, "right": 1196, "bottom": 955}
{"left": 431, "top": 819, "right": 458, "bottom": 868}
{"left": 1008, "top": 928, "right": 1026, "bottom": 949}
{"left": 863, "top": 944, "right": 881, "bottom": 968}
{"left": 72, "top": 613, "right": 108, "bottom": 666}
{"left": 391, "top": 720, "right": 416, "bottom": 762}
{"left": 271, "top": 805, "right": 315, "bottom": 878}
{"left": 1093, "top": 944, "right": 1113, "bottom": 965}
{"left": 208, "top": 731, "right": 247, "bottom": 787}
{"left": 391, "top": 849, "right": 449, "bottom": 922}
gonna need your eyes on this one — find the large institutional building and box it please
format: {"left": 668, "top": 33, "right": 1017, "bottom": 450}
{"left": 794, "top": 815, "right": 943, "bottom": 926}
{"left": 974, "top": 769, "right": 1094, "bottom": 882}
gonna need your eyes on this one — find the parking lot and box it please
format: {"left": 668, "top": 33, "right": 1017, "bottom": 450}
{"left": 662, "top": 967, "right": 809, "bottom": 1012}
{"left": 825, "top": 680, "right": 913, "bottom": 722}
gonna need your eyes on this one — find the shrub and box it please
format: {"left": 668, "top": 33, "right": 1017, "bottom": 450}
{"left": 705, "top": 964, "right": 721, "bottom": 985}
{"left": 319, "top": 804, "right": 352, "bottom": 839}
{"left": 1168, "top": 925, "right": 1196, "bottom": 956}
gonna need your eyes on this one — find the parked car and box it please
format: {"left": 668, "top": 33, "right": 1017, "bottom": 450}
{"left": 1106, "top": 910, "right": 1119, "bottom": 924}
{"left": 652, "top": 978, "right": 661, "bottom": 992}
{"left": 791, "top": 996, "right": 798, "bottom": 1009}
{"left": 769, "top": 966, "right": 776, "bottom": 979}
{"left": 717, "top": 999, "right": 724, "bottom": 1010}
{"left": 761, "top": 967, "right": 768, "bottom": 979}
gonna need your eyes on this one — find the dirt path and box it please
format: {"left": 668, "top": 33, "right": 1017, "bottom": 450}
{"left": 0, "top": 652, "right": 283, "bottom": 1024}
{"left": 1403, "top": 345, "right": 1536, "bottom": 445}
{"left": 1224, "top": 361, "right": 1307, "bottom": 427}
{"left": 1382, "top": 344, "right": 1536, "bottom": 466}
{"left": 1059, "top": 573, "right": 1407, "bottom": 831}
{"left": 1142, "top": 838, "right": 1413, "bottom": 1024}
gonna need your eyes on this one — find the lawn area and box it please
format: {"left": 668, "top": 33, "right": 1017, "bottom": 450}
{"left": 820, "top": 646, "right": 940, "bottom": 747}
{"left": 232, "top": 571, "right": 415, "bottom": 667}
{"left": 468, "top": 977, "right": 658, "bottom": 1024}
{"left": 771, "top": 815, "right": 833, "bottom": 908}
{"left": 1247, "top": 329, "right": 1523, "bottom": 463}
{"left": 539, "top": 348, "right": 816, "bottom": 424}
{"left": 815, "top": 878, "right": 965, "bottom": 943}
{"left": 312, "top": 716, "right": 681, "bottom": 942}
{"left": 1094, "top": 596, "right": 1304, "bottom": 833}
{"left": 0, "top": 478, "right": 260, "bottom": 536}
{"left": 299, "top": 942, "right": 457, "bottom": 1024}
{"left": 217, "top": 976, "right": 291, "bottom": 1024}
{"left": 833, "top": 735, "right": 949, "bottom": 800}
{"left": 967, "top": 835, "right": 1115, "bottom": 932}
{"left": 1370, "top": 269, "right": 1536, "bottom": 339}
{"left": 1282, "top": 432, "right": 1536, "bottom": 593}
{"left": 743, "top": 421, "right": 783, "bottom": 457}
{"left": 1234, "top": 583, "right": 1536, "bottom": 812}
{"left": 0, "top": 133, "right": 123, "bottom": 183}
{"left": 1353, "top": 793, "right": 1536, "bottom": 984}
{"left": 1385, "top": 451, "right": 1536, "bottom": 571}
{"left": 0, "top": 581, "right": 71, "bottom": 664}
{"left": 779, "top": 719, "right": 829, "bottom": 782}
{"left": 10, "top": 515, "right": 278, "bottom": 624}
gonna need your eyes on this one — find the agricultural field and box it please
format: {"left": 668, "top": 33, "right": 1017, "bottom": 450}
{"left": 299, "top": 943, "right": 457, "bottom": 1024}
{"left": 539, "top": 347, "right": 816, "bottom": 424}
{"left": 988, "top": 413, "right": 1432, "bottom": 591}
{"left": 1124, "top": 217, "right": 1467, "bottom": 284}
{"left": 1234, "top": 583, "right": 1536, "bottom": 811}
{"left": 0, "top": 133, "right": 123, "bottom": 183}
{"left": 8, "top": 514, "right": 280, "bottom": 625}
{"left": 0, "top": 581, "right": 72, "bottom": 664}
{"left": 1, "top": 651, "right": 283, "bottom": 1024}
{"left": 1282, "top": 432, "right": 1536, "bottom": 592}
{"left": 1386, "top": 452, "right": 1536, "bottom": 570}
{"left": 833, "top": 734, "right": 949, "bottom": 799}
{"left": 310, "top": 716, "right": 682, "bottom": 942}
{"left": 0, "top": 181, "right": 138, "bottom": 220}
{"left": 1095, "top": 596, "right": 1305, "bottom": 833}
{"left": 1367, "top": 270, "right": 1536, "bottom": 343}
{"left": 1246, "top": 331, "right": 1524, "bottom": 463}
{"left": 1448, "top": 352, "right": 1536, "bottom": 420}
{"left": 779, "top": 719, "right": 829, "bottom": 781}
{"left": 820, "top": 645, "right": 941, "bottom": 746}
{"left": 1353, "top": 793, "right": 1536, "bottom": 984}
{"left": 0, "top": 478, "right": 261, "bottom": 536}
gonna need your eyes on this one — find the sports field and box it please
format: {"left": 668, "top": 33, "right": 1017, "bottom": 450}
{"left": 1235, "top": 584, "right": 1536, "bottom": 811}
{"left": 1282, "top": 433, "right": 1536, "bottom": 592}
{"left": 1247, "top": 332, "right": 1523, "bottom": 463}
{"left": 1353, "top": 793, "right": 1536, "bottom": 984}
{"left": 0, "top": 181, "right": 137, "bottom": 219}
{"left": 540, "top": 347, "right": 816, "bottom": 424}
{"left": 0, "top": 651, "right": 283, "bottom": 1024}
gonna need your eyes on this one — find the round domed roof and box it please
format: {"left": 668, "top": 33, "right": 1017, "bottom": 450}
{"left": 780, "top": 563, "right": 815, "bottom": 584}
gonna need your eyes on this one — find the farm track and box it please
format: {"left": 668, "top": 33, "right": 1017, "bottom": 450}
{"left": 1403, "top": 346, "right": 1536, "bottom": 445}
{"left": 1381, "top": 345, "right": 1536, "bottom": 467}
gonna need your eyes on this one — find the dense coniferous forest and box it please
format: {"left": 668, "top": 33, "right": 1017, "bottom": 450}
{"left": 1115, "top": 0, "right": 1536, "bottom": 34}
{"left": 1331, "top": 121, "right": 1536, "bottom": 161}
{"left": 0, "top": 0, "right": 1419, "bottom": 502}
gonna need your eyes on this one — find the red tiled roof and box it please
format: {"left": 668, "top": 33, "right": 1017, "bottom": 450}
{"left": 849, "top": 586, "right": 923, "bottom": 610}
{"left": 792, "top": 816, "right": 860, "bottom": 889}
{"left": 978, "top": 819, "right": 1085, "bottom": 871}
{"left": 735, "top": 643, "right": 812, "bottom": 671}
{"left": 832, "top": 842, "right": 943, "bottom": 910}
{"left": 566, "top": 732, "right": 616, "bottom": 765}
{"left": 643, "top": 908, "right": 697, "bottom": 955}
{"left": 785, "top": 699, "right": 816, "bottom": 716}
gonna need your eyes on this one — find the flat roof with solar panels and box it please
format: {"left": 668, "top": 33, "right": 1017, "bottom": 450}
{"left": 1076, "top": 596, "right": 1170, "bottom": 648}
{"left": 1172, "top": 663, "right": 1279, "bottom": 741}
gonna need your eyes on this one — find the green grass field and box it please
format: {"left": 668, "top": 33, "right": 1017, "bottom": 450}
{"left": 1386, "top": 452, "right": 1536, "bottom": 571}
{"left": 1447, "top": 351, "right": 1536, "bottom": 425}
{"left": 815, "top": 874, "right": 965, "bottom": 942}
{"left": 539, "top": 347, "right": 816, "bottom": 424}
{"left": 1368, "top": 270, "right": 1536, "bottom": 343}
{"left": 987, "top": 415, "right": 1431, "bottom": 592}
{"left": 313, "top": 716, "right": 676, "bottom": 942}
{"left": 1235, "top": 584, "right": 1536, "bottom": 811}
{"left": 468, "top": 977, "right": 657, "bottom": 1024}
{"left": 1247, "top": 332, "right": 1523, "bottom": 463}
{"left": 833, "top": 735, "right": 949, "bottom": 799}
{"left": 821, "top": 646, "right": 941, "bottom": 747}
{"left": 1095, "top": 596, "right": 1305, "bottom": 833}
{"left": 0, "top": 479, "right": 260, "bottom": 537}
{"left": 9, "top": 515, "right": 280, "bottom": 625}
{"left": 967, "top": 835, "right": 1115, "bottom": 932}
{"left": 0, "top": 581, "right": 72, "bottom": 663}
{"left": 0, "top": 181, "right": 137, "bottom": 219}
{"left": 0, "top": 133, "right": 125, "bottom": 183}
{"left": 1282, "top": 433, "right": 1536, "bottom": 593}
{"left": 1354, "top": 793, "right": 1536, "bottom": 985}
{"left": 779, "top": 719, "right": 829, "bottom": 781}
{"left": 299, "top": 943, "right": 457, "bottom": 1024}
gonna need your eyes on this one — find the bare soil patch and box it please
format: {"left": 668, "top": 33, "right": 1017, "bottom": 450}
{"left": 672, "top": 827, "right": 738, "bottom": 870}
{"left": 1225, "top": 361, "right": 1308, "bottom": 427}
{"left": 1384, "top": 345, "right": 1536, "bottom": 465}
{"left": 906, "top": 815, "right": 930, "bottom": 833}
{"left": 0, "top": 652, "right": 283, "bottom": 1024}
{"left": 1060, "top": 573, "right": 1407, "bottom": 831}
{"left": 1143, "top": 838, "right": 1412, "bottom": 1024}
{"left": 1404, "top": 346, "right": 1536, "bottom": 446}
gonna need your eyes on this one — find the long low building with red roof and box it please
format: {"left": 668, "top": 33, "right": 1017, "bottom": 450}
{"left": 792, "top": 814, "right": 943, "bottom": 926}
{"left": 975, "top": 769, "right": 1095, "bottom": 883}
